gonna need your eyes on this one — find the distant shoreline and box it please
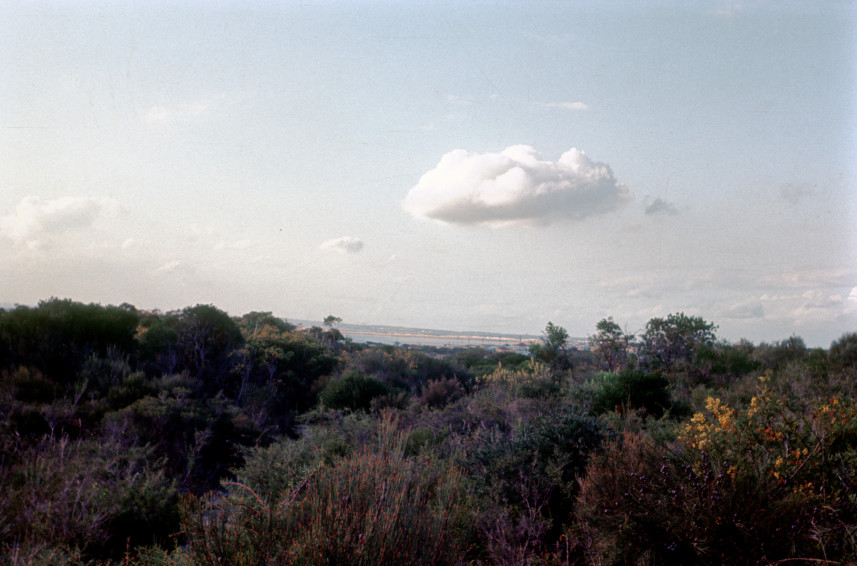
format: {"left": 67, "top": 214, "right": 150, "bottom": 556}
{"left": 343, "top": 329, "right": 538, "bottom": 344}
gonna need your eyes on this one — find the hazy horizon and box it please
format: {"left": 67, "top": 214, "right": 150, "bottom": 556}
{"left": 2, "top": 1, "right": 855, "bottom": 348}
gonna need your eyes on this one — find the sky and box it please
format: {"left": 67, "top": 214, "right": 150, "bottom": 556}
{"left": 1, "top": 0, "right": 855, "bottom": 347}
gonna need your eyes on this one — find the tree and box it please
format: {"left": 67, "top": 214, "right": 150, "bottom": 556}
{"left": 589, "top": 317, "right": 634, "bottom": 372}
{"left": 321, "top": 315, "right": 343, "bottom": 346}
{"left": 530, "top": 321, "right": 572, "bottom": 372}
{"left": 137, "top": 312, "right": 181, "bottom": 376}
{"left": 640, "top": 312, "right": 717, "bottom": 373}
{"left": 176, "top": 305, "right": 244, "bottom": 387}
{"left": 322, "top": 315, "right": 342, "bottom": 329}
{"left": 237, "top": 312, "right": 295, "bottom": 336}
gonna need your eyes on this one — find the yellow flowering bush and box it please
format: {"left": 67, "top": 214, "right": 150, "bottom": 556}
{"left": 578, "top": 372, "right": 857, "bottom": 564}
{"left": 479, "top": 359, "right": 561, "bottom": 399}
{"left": 678, "top": 374, "right": 856, "bottom": 499}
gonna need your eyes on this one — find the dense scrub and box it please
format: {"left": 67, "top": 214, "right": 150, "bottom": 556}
{"left": 0, "top": 299, "right": 855, "bottom": 564}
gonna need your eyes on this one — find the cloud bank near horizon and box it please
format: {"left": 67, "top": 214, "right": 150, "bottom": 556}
{"left": 402, "top": 145, "right": 631, "bottom": 227}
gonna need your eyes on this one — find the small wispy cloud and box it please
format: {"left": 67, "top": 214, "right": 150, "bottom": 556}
{"left": 403, "top": 145, "right": 631, "bottom": 227}
{"left": 446, "top": 95, "right": 475, "bottom": 106}
{"left": 725, "top": 298, "right": 764, "bottom": 319}
{"left": 156, "top": 260, "right": 183, "bottom": 273}
{"left": 709, "top": 0, "right": 745, "bottom": 17}
{"left": 523, "top": 31, "right": 575, "bottom": 44}
{"left": 644, "top": 197, "right": 679, "bottom": 216}
{"left": 541, "top": 101, "right": 589, "bottom": 111}
{"left": 214, "top": 239, "right": 253, "bottom": 251}
{"left": 320, "top": 236, "right": 364, "bottom": 254}
{"left": 141, "top": 95, "right": 224, "bottom": 125}
{"left": 779, "top": 183, "right": 815, "bottom": 205}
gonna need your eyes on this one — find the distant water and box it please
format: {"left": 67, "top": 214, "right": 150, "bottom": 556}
{"left": 344, "top": 330, "right": 536, "bottom": 349}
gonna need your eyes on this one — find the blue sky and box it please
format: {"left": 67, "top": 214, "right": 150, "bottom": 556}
{"left": 1, "top": 0, "right": 855, "bottom": 346}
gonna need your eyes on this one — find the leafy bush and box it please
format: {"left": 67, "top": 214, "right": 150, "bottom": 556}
{"left": 103, "top": 381, "right": 258, "bottom": 493}
{"left": 418, "top": 376, "right": 464, "bottom": 409}
{"left": 319, "top": 370, "right": 391, "bottom": 412}
{"left": 2, "top": 366, "right": 61, "bottom": 404}
{"left": 829, "top": 331, "right": 857, "bottom": 370}
{"left": 463, "top": 412, "right": 606, "bottom": 564}
{"left": 480, "top": 359, "right": 562, "bottom": 399}
{"left": 752, "top": 335, "right": 809, "bottom": 371}
{"left": 590, "top": 369, "right": 681, "bottom": 418}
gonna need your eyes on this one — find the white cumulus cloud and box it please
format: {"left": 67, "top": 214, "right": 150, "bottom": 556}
{"left": 320, "top": 236, "right": 364, "bottom": 254}
{"left": 402, "top": 145, "right": 631, "bottom": 227}
{"left": 0, "top": 195, "right": 120, "bottom": 244}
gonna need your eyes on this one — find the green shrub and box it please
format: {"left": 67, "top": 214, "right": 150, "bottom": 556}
{"left": 103, "top": 386, "right": 257, "bottom": 493}
{"left": 0, "top": 435, "right": 177, "bottom": 562}
{"left": 830, "top": 331, "right": 857, "bottom": 370}
{"left": 169, "top": 417, "right": 475, "bottom": 565}
{"left": 591, "top": 369, "right": 679, "bottom": 418}
{"left": 480, "top": 359, "right": 562, "bottom": 399}
{"left": 106, "top": 371, "right": 152, "bottom": 410}
{"left": 464, "top": 412, "right": 606, "bottom": 563}
{"left": 3, "top": 366, "right": 61, "bottom": 404}
{"left": 418, "top": 376, "right": 464, "bottom": 409}
{"left": 319, "top": 370, "right": 391, "bottom": 411}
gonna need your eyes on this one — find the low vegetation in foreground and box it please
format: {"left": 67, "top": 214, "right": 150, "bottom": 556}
{"left": 1, "top": 299, "right": 855, "bottom": 565}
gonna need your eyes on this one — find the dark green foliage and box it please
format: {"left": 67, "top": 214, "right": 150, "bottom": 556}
{"left": 176, "top": 304, "right": 244, "bottom": 387}
{"left": 104, "top": 377, "right": 259, "bottom": 493}
{"left": 829, "top": 331, "right": 857, "bottom": 370}
{"left": 319, "top": 369, "right": 391, "bottom": 411}
{"left": 695, "top": 338, "right": 761, "bottom": 382}
{"left": 456, "top": 347, "right": 529, "bottom": 376}
{"left": 752, "top": 335, "right": 809, "bottom": 370}
{"left": 462, "top": 411, "right": 606, "bottom": 563}
{"left": 0, "top": 299, "right": 140, "bottom": 384}
{"left": 1, "top": 301, "right": 854, "bottom": 565}
{"left": 589, "top": 317, "right": 634, "bottom": 372}
{"left": 106, "top": 371, "right": 152, "bottom": 410}
{"left": 530, "top": 321, "right": 573, "bottom": 372}
{"left": 467, "top": 411, "right": 605, "bottom": 510}
{"left": 348, "top": 347, "right": 472, "bottom": 395}
{"left": 591, "top": 369, "right": 680, "bottom": 418}
{"left": 137, "top": 313, "right": 181, "bottom": 375}
{"left": 236, "top": 311, "right": 295, "bottom": 335}
{"left": 2, "top": 366, "right": 61, "bottom": 404}
{"left": 230, "top": 320, "right": 339, "bottom": 434}
{"left": 640, "top": 312, "right": 717, "bottom": 374}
